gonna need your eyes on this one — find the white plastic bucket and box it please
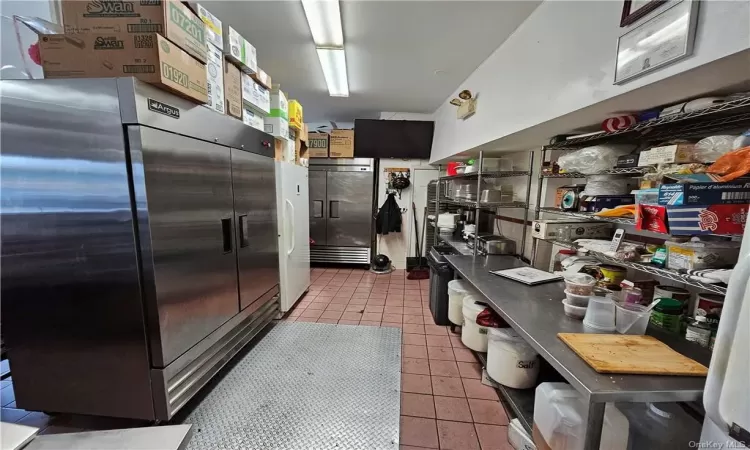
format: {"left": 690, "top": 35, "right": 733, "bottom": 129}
{"left": 448, "top": 280, "right": 472, "bottom": 325}
{"left": 461, "top": 298, "right": 490, "bottom": 351}
{"left": 486, "top": 327, "right": 539, "bottom": 389}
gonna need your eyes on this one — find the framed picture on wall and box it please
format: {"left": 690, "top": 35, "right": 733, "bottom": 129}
{"left": 614, "top": 0, "right": 700, "bottom": 84}
{"left": 620, "top": 0, "right": 667, "bottom": 27}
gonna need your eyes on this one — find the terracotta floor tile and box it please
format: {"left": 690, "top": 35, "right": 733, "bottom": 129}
{"left": 403, "top": 307, "right": 422, "bottom": 316}
{"left": 431, "top": 376, "right": 465, "bottom": 397}
{"left": 425, "top": 335, "right": 452, "bottom": 348}
{"left": 295, "top": 316, "right": 317, "bottom": 323}
{"left": 348, "top": 299, "right": 367, "bottom": 306}
{"left": 319, "top": 311, "right": 343, "bottom": 320}
{"left": 437, "top": 420, "right": 480, "bottom": 450}
{"left": 402, "top": 357, "right": 430, "bottom": 375}
{"left": 329, "top": 297, "right": 350, "bottom": 305}
{"left": 403, "top": 345, "right": 428, "bottom": 359}
{"left": 468, "top": 399, "right": 508, "bottom": 425}
{"left": 299, "top": 309, "right": 323, "bottom": 319}
{"left": 457, "top": 362, "right": 482, "bottom": 379}
{"left": 474, "top": 424, "right": 512, "bottom": 450}
{"left": 362, "top": 312, "right": 383, "bottom": 322}
{"left": 399, "top": 416, "right": 438, "bottom": 448}
{"left": 452, "top": 348, "right": 476, "bottom": 363}
{"left": 382, "top": 321, "right": 403, "bottom": 328}
{"left": 305, "top": 303, "right": 327, "bottom": 311}
{"left": 403, "top": 324, "right": 426, "bottom": 335}
{"left": 460, "top": 378, "right": 498, "bottom": 401}
{"left": 428, "top": 346, "right": 457, "bottom": 361}
{"left": 324, "top": 303, "right": 346, "bottom": 312}
{"left": 341, "top": 312, "right": 363, "bottom": 321}
{"left": 403, "top": 333, "right": 427, "bottom": 346}
{"left": 384, "top": 306, "right": 405, "bottom": 314}
{"left": 425, "top": 325, "right": 449, "bottom": 335}
{"left": 450, "top": 335, "right": 468, "bottom": 348}
{"left": 368, "top": 298, "right": 386, "bottom": 306}
{"left": 382, "top": 313, "right": 402, "bottom": 323}
{"left": 403, "top": 315, "right": 425, "bottom": 325}
{"left": 401, "top": 393, "right": 436, "bottom": 419}
{"left": 359, "top": 320, "right": 381, "bottom": 327}
{"left": 429, "top": 360, "right": 460, "bottom": 377}
{"left": 337, "top": 319, "right": 360, "bottom": 325}
{"left": 434, "top": 396, "right": 473, "bottom": 422}
{"left": 402, "top": 373, "right": 432, "bottom": 395}
{"left": 316, "top": 318, "right": 339, "bottom": 324}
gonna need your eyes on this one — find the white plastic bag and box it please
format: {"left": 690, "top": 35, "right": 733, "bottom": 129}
{"left": 557, "top": 145, "right": 635, "bottom": 174}
{"left": 695, "top": 135, "right": 738, "bottom": 163}
{"left": 581, "top": 175, "right": 629, "bottom": 196}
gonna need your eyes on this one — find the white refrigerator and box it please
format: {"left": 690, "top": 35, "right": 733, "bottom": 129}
{"left": 275, "top": 161, "right": 311, "bottom": 312}
{"left": 700, "top": 222, "right": 750, "bottom": 446}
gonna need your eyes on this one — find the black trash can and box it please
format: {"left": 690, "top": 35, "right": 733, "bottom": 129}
{"left": 427, "top": 246, "right": 454, "bottom": 326}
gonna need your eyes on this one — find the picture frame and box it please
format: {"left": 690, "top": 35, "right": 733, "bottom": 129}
{"left": 614, "top": 0, "right": 700, "bottom": 85}
{"left": 620, "top": 0, "right": 667, "bottom": 27}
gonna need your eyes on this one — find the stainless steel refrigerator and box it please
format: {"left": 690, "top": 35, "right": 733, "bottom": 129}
{"left": 308, "top": 158, "right": 376, "bottom": 264}
{"left": 0, "top": 78, "right": 279, "bottom": 421}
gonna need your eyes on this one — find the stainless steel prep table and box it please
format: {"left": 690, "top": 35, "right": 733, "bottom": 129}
{"left": 444, "top": 255, "right": 710, "bottom": 450}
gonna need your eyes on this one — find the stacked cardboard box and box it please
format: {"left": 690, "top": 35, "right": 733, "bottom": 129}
{"left": 40, "top": 0, "right": 209, "bottom": 103}
{"left": 265, "top": 88, "right": 289, "bottom": 139}
{"left": 196, "top": 3, "right": 224, "bottom": 114}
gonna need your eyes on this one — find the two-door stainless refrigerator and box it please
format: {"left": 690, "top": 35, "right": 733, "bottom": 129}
{"left": 0, "top": 78, "right": 280, "bottom": 421}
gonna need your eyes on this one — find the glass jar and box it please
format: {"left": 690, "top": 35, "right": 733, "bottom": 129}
{"left": 685, "top": 316, "right": 712, "bottom": 347}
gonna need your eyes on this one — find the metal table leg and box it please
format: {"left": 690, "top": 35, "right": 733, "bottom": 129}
{"left": 583, "top": 402, "right": 605, "bottom": 450}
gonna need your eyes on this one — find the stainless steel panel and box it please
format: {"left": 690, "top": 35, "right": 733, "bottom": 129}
{"left": 117, "top": 78, "right": 275, "bottom": 158}
{"left": 309, "top": 158, "right": 374, "bottom": 168}
{"left": 309, "top": 170, "right": 327, "bottom": 246}
{"left": 326, "top": 171, "right": 375, "bottom": 247}
{"left": 310, "top": 246, "right": 372, "bottom": 264}
{"left": 231, "top": 149, "right": 279, "bottom": 312}
{"left": 23, "top": 425, "right": 193, "bottom": 450}
{"left": 0, "top": 79, "right": 154, "bottom": 419}
{"left": 129, "top": 126, "right": 239, "bottom": 367}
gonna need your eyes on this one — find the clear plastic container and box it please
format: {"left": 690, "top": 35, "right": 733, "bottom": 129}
{"left": 462, "top": 297, "right": 491, "bottom": 352}
{"left": 562, "top": 299, "right": 587, "bottom": 319}
{"left": 533, "top": 383, "right": 583, "bottom": 450}
{"left": 563, "top": 273, "right": 596, "bottom": 295}
{"left": 615, "top": 303, "right": 651, "bottom": 335}
{"left": 583, "top": 296, "right": 616, "bottom": 332}
{"left": 563, "top": 290, "right": 590, "bottom": 307}
{"left": 665, "top": 240, "right": 741, "bottom": 270}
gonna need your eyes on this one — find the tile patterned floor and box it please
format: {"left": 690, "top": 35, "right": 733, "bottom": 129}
{"left": 283, "top": 267, "right": 512, "bottom": 450}
{"left": 0, "top": 266, "right": 513, "bottom": 449}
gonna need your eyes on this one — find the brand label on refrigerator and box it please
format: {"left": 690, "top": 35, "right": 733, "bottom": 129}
{"left": 147, "top": 98, "right": 180, "bottom": 119}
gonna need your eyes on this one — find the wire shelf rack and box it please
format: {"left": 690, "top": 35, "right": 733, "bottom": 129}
{"left": 439, "top": 170, "right": 531, "bottom": 180}
{"left": 433, "top": 199, "right": 528, "bottom": 209}
{"left": 537, "top": 207, "right": 636, "bottom": 225}
{"left": 544, "top": 95, "right": 750, "bottom": 150}
{"left": 541, "top": 167, "right": 655, "bottom": 178}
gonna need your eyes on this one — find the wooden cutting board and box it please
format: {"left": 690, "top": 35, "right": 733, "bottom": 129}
{"left": 558, "top": 333, "right": 708, "bottom": 376}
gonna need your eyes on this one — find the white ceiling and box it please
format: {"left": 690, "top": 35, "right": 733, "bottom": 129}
{"left": 206, "top": 1, "right": 540, "bottom": 122}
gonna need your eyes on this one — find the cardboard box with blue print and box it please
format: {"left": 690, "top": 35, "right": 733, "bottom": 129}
{"left": 223, "top": 25, "right": 256, "bottom": 74}
{"left": 264, "top": 117, "right": 289, "bottom": 140}
{"left": 666, "top": 204, "right": 747, "bottom": 235}
{"left": 196, "top": 3, "right": 222, "bottom": 50}
{"left": 60, "top": 0, "right": 207, "bottom": 63}
{"left": 241, "top": 74, "right": 270, "bottom": 114}
{"left": 204, "top": 43, "right": 224, "bottom": 114}
{"left": 658, "top": 174, "right": 750, "bottom": 206}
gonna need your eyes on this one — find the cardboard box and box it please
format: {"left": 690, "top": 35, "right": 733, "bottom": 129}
{"left": 204, "top": 43, "right": 224, "bottom": 114}
{"left": 273, "top": 137, "right": 294, "bottom": 163}
{"left": 329, "top": 129, "right": 354, "bottom": 158}
{"left": 638, "top": 144, "right": 697, "bottom": 166}
{"left": 580, "top": 195, "right": 634, "bottom": 213}
{"left": 223, "top": 25, "right": 256, "bottom": 74}
{"left": 241, "top": 73, "right": 270, "bottom": 114}
{"left": 61, "top": 0, "right": 207, "bottom": 63}
{"left": 300, "top": 123, "right": 309, "bottom": 142}
{"left": 666, "top": 204, "right": 747, "bottom": 235}
{"left": 288, "top": 99, "right": 303, "bottom": 130}
{"left": 307, "top": 131, "right": 329, "bottom": 157}
{"left": 658, "top": 175, "right": 750, "bottom": 206}
{"left": 39, "top": 33, "right": 207, "bottom": 104}
{"left": 251, "top": 68, "right": 272, "bottom": 90}
{"left": 242, "top": 106, "right": 264, "bottom": 131}
{"left": 269, "top": 90, "right": 288, "bottom": 121}
{"left": 223, "top": 59, "right": 242, "bottom": 118}
{"left": 264, "top": 116, "right": 289, "bottom": 140}
{"left": 531, "top": 220, "right": 613, "bottom": 240}
{"left": 196, "top": 3, "right": 222, "bottom": 50}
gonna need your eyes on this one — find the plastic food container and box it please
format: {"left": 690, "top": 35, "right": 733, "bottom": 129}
{"left": 563, "top": 273, "right": 596, "bottom": 295}
{"left": 583, "top": 296, "right": 616, "bottom": 332}
{"left": 508, "top": 418, "right": 535, "bottom": 450}
{"left": 564, "top": 290, "right": 590, "bottom": 307}
{"left": 649, "top": 298, "right": 683, "bottom": 334}
{"left": 665, "top": 240, "right": 741, "bottom": 270}
{"left": 448, "top": 281, "right": 473, "bottom": 326}
{"left": 562, "top": 299, "right": 587, "bottom": 319}
{"left": 615, "top": 303, "right": 651, "bottom": 335}
{"left": 462, "top": 297, "right": 491, "bottom": 352}
{"left": 486, "top": 327, "right": 539, "bottom": 389}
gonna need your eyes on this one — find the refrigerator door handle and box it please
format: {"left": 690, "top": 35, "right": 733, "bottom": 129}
{"left": 238, "top": 214, "right": 249, "bottom": 248}
{"left": 286, "top": 199, "right": 295, "bottom": 256}
{"left": 313, "top": 200, "right": 323, "bottom": 218}
{"left": 329, "top": 200, "right": 339, "bottom": 218}
{"left": 221, "top": 218, "right": 233, "bottom": 253}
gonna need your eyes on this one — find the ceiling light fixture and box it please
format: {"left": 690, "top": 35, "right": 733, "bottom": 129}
{"left": 301, "top": 0, "right": 349, "bottom": 97}
{"left": 301, "top": 0, "right": 344, "bottom": 47}
{"left": 316, "top": 48, "right": 349, "bottom": 97}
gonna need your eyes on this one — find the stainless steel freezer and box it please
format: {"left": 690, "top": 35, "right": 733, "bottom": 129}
{"left": 308, "top": 158, "right": 375, "bottom": 264}
{"left": 0, "top": 78, "right": 279, "bottom": 421}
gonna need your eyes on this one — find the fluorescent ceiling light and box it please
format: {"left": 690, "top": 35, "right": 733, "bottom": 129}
{"left": 301, "top": 0, "right": 344, "bottom": 47}
{"left": 316, "top": 48, "right": 349, "bottom": 97}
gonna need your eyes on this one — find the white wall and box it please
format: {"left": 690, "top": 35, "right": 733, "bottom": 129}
{"left": 1, "top": 0, "right": 58, "bottom": 80}
{"left": 430, "top": 0, "right": 750, "bottom": 162}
